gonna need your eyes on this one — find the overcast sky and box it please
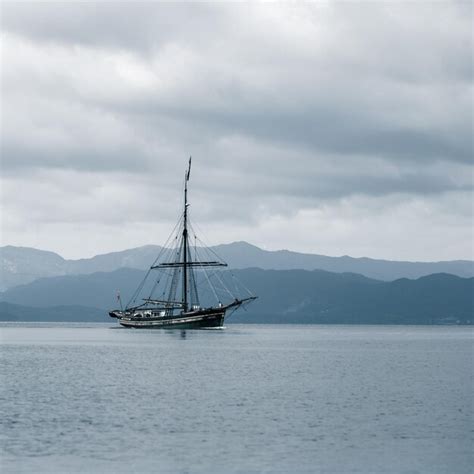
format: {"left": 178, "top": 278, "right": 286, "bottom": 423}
{"left": 1, "top": 2, "right": 472, "bottom": 261}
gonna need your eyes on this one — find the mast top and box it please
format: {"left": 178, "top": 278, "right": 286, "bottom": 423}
{"left": 186, "top": 156, "right": 192, "bottom": 182}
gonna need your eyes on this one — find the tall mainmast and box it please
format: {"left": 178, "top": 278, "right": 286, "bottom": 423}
{"left": 182, "top": 156, "right": 192, "bottom": 312}
{"left": 148, "top": 157, "right": 229, "bottom": 314}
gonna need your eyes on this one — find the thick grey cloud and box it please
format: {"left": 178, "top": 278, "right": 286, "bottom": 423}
{"left": 0, "top": 2, "right": 472, "bottom": 260}
{"left": 0, "top": 3, "right": 217, "bottom": 51}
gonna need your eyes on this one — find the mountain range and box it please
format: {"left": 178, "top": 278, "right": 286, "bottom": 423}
{"left": 1, "top": 267, "right": 472, "bottom": 325}
{"left": 2, "top": 242, "right": 473, "bottom": 291}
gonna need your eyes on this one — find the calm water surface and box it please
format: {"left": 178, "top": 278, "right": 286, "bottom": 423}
{"left": 0, "top": 323, "right": 472, "bottom": 473}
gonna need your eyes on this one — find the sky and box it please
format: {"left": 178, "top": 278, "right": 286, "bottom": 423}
{"left": 1, "top": 2, "right": 473, "bottom": 261}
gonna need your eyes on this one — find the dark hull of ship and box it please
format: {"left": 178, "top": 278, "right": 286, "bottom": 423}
{"left": 111, "top": 309, "right": 225, "bottom": 329}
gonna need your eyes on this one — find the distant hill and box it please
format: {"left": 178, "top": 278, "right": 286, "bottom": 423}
{"left": 1, "top": 242, "right": 473, "bottom": 291}
{"left": 0, "top": 302, "right": 104, "bottom": 322}
{"left": 1, "top": 246, "right": 68, "bottom": 290}
{"left": 1, "top": 268, "right": 472, "bottom": 325}
{"left": 0, "top": 245, "right": 160, "bottom": 290}
{"left": 1, "top": 268, "right": 145, "bottom": 310}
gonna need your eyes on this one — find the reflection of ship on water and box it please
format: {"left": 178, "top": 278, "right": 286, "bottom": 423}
{"left": 109, "top": 157, "right": 257, "bottom": 329}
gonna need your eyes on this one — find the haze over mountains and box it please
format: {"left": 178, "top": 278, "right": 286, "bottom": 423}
{"left": 1, "top": 242, "right": 472, "bottom": 324}
{"left": 2, "top": 242, "right": 473, "bottom": 291}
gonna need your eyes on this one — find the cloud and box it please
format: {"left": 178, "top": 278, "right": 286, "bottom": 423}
{"left": 0, "top": 2, "right": 472, "bottom": 260}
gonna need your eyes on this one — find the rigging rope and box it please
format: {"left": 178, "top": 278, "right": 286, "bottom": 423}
{"left": 194, "top": 244, "right": 220, "bottom": 304}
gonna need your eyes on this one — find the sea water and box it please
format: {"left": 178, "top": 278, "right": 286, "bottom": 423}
{"left": 0, "top": 323, "right": 472, "bottom": 473}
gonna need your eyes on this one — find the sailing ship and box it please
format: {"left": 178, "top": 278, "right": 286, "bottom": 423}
{"left": 109, "top": 157, "right": 257, "bottom": 329}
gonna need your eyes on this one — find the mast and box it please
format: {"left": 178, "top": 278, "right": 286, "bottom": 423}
{"left": 149, "top": 157, "right": 227, "bottom": 310}
{"left": 182, "top": 156, "right": 191, "bottom": 312}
